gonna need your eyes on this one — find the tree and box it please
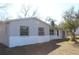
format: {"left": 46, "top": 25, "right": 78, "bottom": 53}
{"left": 45, "top": 16, "right": 57, "bottom": 35}
{"left": 31, "top": 9, "right": 38, "bottom": 17}
{"left": 0, "top": 3, "right": 10, "bottom": 20}
{"left": 60, "top": 7, "right": 79, "bottom": 42}
{"left": 17, "top": 5, "right": 30, "bottom": 18}
{"left": 18, "top": 5, "right": 38, "bottom": 18}
{"left": 46, "top": 17, "right": 55, "bottom": 26}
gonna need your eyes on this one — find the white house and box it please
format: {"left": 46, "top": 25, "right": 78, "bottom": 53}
{"left": 0, "top": 17, "right": 66, "bottom": 47}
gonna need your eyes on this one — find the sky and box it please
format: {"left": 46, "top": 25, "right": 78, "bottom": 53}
{"left": 0, "top": 0, "right": 79, "bottom": 24}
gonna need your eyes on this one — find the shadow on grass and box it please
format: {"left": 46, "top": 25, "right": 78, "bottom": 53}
{"left": 0, "top": 39, "right": 69, "bottom": 55}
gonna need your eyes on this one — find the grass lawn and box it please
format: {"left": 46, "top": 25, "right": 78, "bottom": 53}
{"left": 0, "top": 39, "right": 79, "bottom": 55}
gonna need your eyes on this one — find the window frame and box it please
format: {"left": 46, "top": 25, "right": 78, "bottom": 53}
{"left": 57, "top": 30, "right": 59, "bottom": 36}
{"left": 38, "top": 27, "right": 45, "bottom": 35}
{"left": 50, "top": 29, "right": 54, "bottom": 35}
{"left": 20, "top": 26, "right": 29, "bottom": 36}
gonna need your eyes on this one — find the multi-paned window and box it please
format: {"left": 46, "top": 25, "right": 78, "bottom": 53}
{"left": 20, "top": 26, "right": 29, "bottom": 36}
{"left": 50, "top": 29, "right": 54, "bottom": 35}
{"left": 38, "top": 27, "right": 44, "bottom": 35}
{"left": 57, "top": 30, "right": 59, "bottom": 36}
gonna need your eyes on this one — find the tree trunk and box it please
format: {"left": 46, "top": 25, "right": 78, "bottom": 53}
{"left": 69, "top": 32, "right": 76, "bottom": 42}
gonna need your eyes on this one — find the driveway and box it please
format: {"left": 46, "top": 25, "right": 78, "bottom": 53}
{"left": 0, "top": 39, "right": 79, "bottom": 55}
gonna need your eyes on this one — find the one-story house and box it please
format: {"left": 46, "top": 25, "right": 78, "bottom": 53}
{"left": 0, "top": 17, "right": 66, "bottom": 47}
{"left": 74, "top": 27, "right": 79, "bottom": 38}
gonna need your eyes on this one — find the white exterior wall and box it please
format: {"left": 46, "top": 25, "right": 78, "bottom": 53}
{"left": 8, "top": 18, "right": 63, "bottom": 47}
{"left": 9, "top": 36, "right": 50, "bottom": 47}
{"left": 50, "top": 30, "right": 64, "bottom": 40}
{"left": 0, "top": 22, "right": 9, "bottom": 46}
{"left": 8, "top": 18, "right": 51, "bottom": 47}
{"left": 8, "top": 18, "right": 50, "bottom": 36}
{"left": 75, "top": 27, "right": 79, "bottom": 35}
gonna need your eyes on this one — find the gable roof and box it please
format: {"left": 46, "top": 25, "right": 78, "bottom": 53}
{"left": 6, "top": 17, "right": 50, "bottom": 26}
{"left": 0, "top": 17, "right": 63, "bottom": 30}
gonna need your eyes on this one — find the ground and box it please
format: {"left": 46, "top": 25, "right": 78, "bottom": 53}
{"left": 0, "top": 39, "right": 79, "bottom": 55}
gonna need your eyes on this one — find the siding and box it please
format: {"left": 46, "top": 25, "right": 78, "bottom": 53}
{"left": 8, "top": 18, "right": 50, "bottom": 36}
{"left": 8, "top": 18, "right": 64, "bottom": 47}
{"left": 75, "top": 27, "right": 79, "bottom": 35}
{"left": 0, "top": 22, "right": 9, "bottom": 46}
{"left": 8, "top": 18, "right": 50, "bottom": 47}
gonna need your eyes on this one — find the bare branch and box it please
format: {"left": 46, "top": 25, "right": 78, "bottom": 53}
{"left": 31, "top": 9, "right": 38, "bottom": 17}
{"left": 17, "top": 4, "right": 38, "bottom": 18}
{"left": 0, "top": 3, "right": 10, "bottom": 20}
{"left": 18, "top": 5, "right": 30, "bottom": 18}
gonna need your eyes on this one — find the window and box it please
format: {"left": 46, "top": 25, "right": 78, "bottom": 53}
{"left": 57, "top": 30, "right": 59, "bottom": 36}
{"left": 20, "top": 26, "right": 29, "bottom": 36}
{"left": 38, "top": 27, "right": 44, "bottom": 35}
{"left": 50, "top": 29, "right": 54, "bottom": 35}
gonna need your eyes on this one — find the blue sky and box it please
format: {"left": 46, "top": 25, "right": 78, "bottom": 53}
{"left": 0, "top": 0, "right": 79, "bottom": 24}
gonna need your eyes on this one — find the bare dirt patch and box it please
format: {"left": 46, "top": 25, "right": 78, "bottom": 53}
{"left": 0, "top": 39, "right": 79, "bottom": 55}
